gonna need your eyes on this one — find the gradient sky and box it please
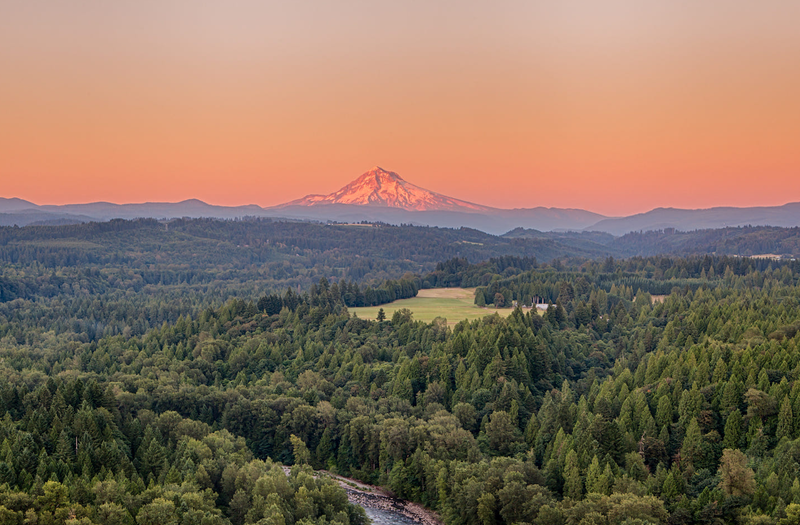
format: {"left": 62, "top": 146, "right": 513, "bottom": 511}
{"left": 1, "top": 1, "right": 799, "bottom": 216}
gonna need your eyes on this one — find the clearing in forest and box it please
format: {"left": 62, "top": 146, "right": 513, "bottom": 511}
{"left": 349, "top": 287, "right": 528, "bottom": 325}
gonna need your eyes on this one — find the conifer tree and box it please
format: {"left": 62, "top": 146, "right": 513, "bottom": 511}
{"left": 779, "top": 395, "right": 795, "bottom": 441}
{"left": 723, "top": 409, "right": 743, "bottom": 450}
{"left": 586, "top": 456, "right": 602, "bottom": 494}
{"left": 563, "top": 450, "right": 582, "bottom": 500}
{"left": 680, "top": 418, "right": 703, "bottom": 468}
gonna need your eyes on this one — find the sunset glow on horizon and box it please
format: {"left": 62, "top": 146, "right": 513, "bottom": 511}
{"left": 2, "top": 1, "right": 799, "bottom": 216}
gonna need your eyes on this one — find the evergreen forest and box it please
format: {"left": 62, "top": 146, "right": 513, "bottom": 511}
{"left": 2, "top": 219, "right": 800, "bottom": 524}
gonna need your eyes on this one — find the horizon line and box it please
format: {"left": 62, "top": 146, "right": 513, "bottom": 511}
{"left": 3, "top": 194, "right": 800, "bottom": 218}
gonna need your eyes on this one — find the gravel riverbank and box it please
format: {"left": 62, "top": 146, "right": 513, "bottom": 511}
{"left": 344, "top": 487, "right": 440, "bottom": 525}
{"left": 306, "top": 469, "right": 441, "bottom": 525}
{"left": 280, "top": 466, "right": 441, "bottom": 525}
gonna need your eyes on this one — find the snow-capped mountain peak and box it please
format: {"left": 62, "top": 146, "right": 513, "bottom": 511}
{"left": 283, "top": 167, "right": 492, "bottom": 212}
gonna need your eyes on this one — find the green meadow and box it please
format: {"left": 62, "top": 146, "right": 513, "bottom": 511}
{"left": 349, "top": 287, "right": 528, "bottom": 325}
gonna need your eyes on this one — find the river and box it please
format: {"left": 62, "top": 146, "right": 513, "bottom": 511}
{"left": 344, "top": 487, "right": 439, "bottom": 525}
{"left": 281, "top": 467, "right": 440, "bottom": 525}
{"left": 362, "top": 505, "right": 422, "bottom": 525}
{"left": 330, "top": 474, "right": 440, "bottom": 525}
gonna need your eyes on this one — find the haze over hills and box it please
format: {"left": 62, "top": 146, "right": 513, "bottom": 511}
{"left": 0, "top": 168, "right": 607, "bottom": 232}
{"left": 3, "top": 168, "right": 800, "bottom": 235}
{"left": 587, "top": 203, "right": 800, "bottom": 236}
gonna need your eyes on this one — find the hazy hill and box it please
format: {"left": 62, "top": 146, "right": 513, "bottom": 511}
{"left": 41, "top": 199, "right": 265, "bottom": 221}
{"left": 610, "top": 226, "right": 800, "bottom": 258}
{"left": 586, "top": 202, "right": 800, "bottom": 235}
{"left": 0, "top": 209, "right": 96, "bottom": 227}
{"left": 504, "top": 225, "right": 800, "bottom": 258}
{"left": 501, "top": 227, "right": 615, "bottom": 255}
{"left": 0, "top": 197, "right": 39, "bottom": 213}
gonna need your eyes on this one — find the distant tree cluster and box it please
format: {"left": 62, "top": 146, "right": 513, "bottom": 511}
{"left": 256, "top": 277, "right": 418, "bottom": 315}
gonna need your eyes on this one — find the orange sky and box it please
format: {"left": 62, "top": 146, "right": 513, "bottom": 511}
{"left": 1, "top": 1, "right": 799, "bottom": 216}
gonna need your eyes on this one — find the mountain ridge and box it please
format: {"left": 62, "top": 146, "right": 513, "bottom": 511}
{"left": 3, "top": 168, "right": 800, "bottom": 234}
{"left": 586, "top": 202, "right": 800, "bottom": 236}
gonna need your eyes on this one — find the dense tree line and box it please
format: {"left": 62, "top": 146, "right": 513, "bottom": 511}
{"left": 452, "top": 254, "right": 800, "bottom": 307}
{"left": 257, "top": 278, "right": 419, "bottom": 314}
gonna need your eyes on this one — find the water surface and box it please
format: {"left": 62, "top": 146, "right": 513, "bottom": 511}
{"left": 363, "top": 506, "right": 421, "bottom": 525}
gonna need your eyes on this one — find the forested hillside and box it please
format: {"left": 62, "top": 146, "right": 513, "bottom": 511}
{"left": 3, "top": 234, "right": 800, "bottom": 524}
{"left": 611, "top": 227, "right": 800, "bottom": 258}
{"left": 0, "top": 218, "right": 590, "bottom": 344}
{"left": 506, "top": 226, "right": 800, "bottom": 259}
{"left": 0, "top": 217, "right": 597, "bottom": 286}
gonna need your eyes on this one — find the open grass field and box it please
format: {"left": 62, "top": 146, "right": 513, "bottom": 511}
{"left": 349, "top": 287, "right": 529, "bottom": 325}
